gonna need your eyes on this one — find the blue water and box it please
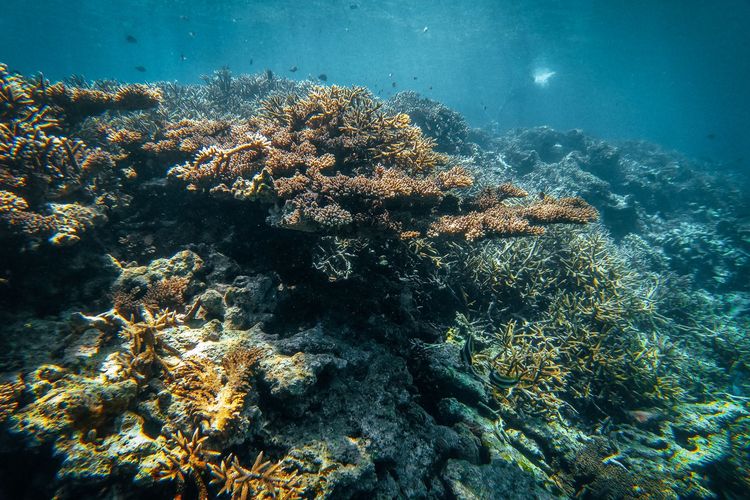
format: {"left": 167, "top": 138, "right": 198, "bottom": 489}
{"left": 2, "top": 0, "right": 749, "bottom": 167}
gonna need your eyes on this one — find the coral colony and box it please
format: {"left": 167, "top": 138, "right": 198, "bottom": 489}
{"left": 1, "top": 63, "right": 748, "bottom": 499}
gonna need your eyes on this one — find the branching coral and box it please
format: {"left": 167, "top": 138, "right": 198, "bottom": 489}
{"left": 155, "top": 428, "right": 221, "bottom": 500}
{"left": 449, "top": 227, "right": 688, "bottom": 419}
{"left": 0, "top": 64, "right": 161, "bottom": 246}
{"left": 166, "top": 347, "right": 264, "bottom": 435}
{"left": 209, "top": 452, "right": 303, "bottom": 500}
{"left": 110, "top": 308, "right": 181, "bottom": 384}
{"left": 158, "top": 84, "right": 596, "bottom": 239}
{"left": 155, "top": 427, "right": 302, "bottom": 500}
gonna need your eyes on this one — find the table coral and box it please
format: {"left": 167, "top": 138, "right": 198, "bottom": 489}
{"left": 159, "top": 84, "right": 596, "bottom": 239}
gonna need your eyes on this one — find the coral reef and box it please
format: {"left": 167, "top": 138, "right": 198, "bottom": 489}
{"left": 1, "top": 68, "right": 748, "bottom": 500}
{"left": 385, "top": 90, "right": 472, "bottom": 155}
{"left": 158, "top": 85, "right": 596, "bottom": 239}
{"left": 0, "top": 63, "right": 161, "bottom": 248}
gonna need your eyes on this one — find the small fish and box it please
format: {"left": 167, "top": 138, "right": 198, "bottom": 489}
{"left": 627, "top": 409, "right": 663, "bottom": 425}
{"left": 318, "top": 73, "right": 328, "bottom": 81}
{"left": 0, "top": 278, "right": 8, "bottom": 286}
{"left": 289, "top": 65, "right": 298, "bottom": 73}
{"left": 429, "top": 86, "right": 433, "bottom": 90}
{"left": 265, "top": 69, "right": 274, "bottom": 81}
{"left": 180, "top": 53, "right": 187, "bottom": 62}
{"left": 488, "top": 369, "right": 521, "bottom": 390}
{"left": 179, "top": 15, "right": 189, "bottom": 21}
{"left": 126, "top": 35, "right": 138, "bottom": 43}
{"left": 706, "top": 133, "right": 716, "bottom": 140}
{"left": 249, "top": 58, "right": 253, "bottom": 65}
{"left": 532, "top": 67, "right": 556, "bottom": 87}
{"left": 422, "top": 26, "right": 429, "bottom": 33}
{"left": 304, "top": 111, "right": 323, "bottom": 122}
{"left": 134, "top": 65, "right": 147, "bottom": 72}
{"left": 392, "top": 81, "right": 397, "bottom": 88}
{"left": 188, "top": 31, "right": 195, "bottom": 38}
{"left": 413, "top": 76, "right": 418, "bottom": 80}
{"left": 350, "top": 3, "right": 358, "bottom": 9}
{"left": 461, "top": 333, "right": 475, "bottom": 367}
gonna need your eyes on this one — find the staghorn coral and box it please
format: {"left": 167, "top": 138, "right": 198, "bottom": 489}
{"left": 385, "top": 90, "right": 472, "bottom": 154}
{"left": 209, "top": 452, "right": 303, "bottom": 500}
{"left": 155, "top": 428, "right": 221, "bottom": 500}
{"left": 109, "top": 308, "right": 182, "bottom": 384}
{"left": 445, "top": 226, "right": 690, "bottom": 420}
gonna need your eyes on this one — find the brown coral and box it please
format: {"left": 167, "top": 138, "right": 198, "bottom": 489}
{"left": 40, "top": 81, "right": 162, "bottom": 123}
{"left": 429, "top": 194, "right": 597, "bottom": 241}
{"left": 160, "top": 83, "right": 597, "bottom": 240}
{"left": 155, "top": 428, "right": 221, "bottom": 500}
{"left": 0, "top": 64, "right": 160, "bottom": 246}
{"left": 166, "top": 347, "right": 263, "bottom": 434}
{"left": 209, "top": 452, "right": 303, "bottom": 500}
{"left": 111, "top": 309, "right": 181, "bottom": 384}
{"left": 0, "top": 373, "right": 24, "bottom": 423}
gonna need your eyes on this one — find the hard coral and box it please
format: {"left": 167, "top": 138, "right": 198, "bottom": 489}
{"left": 162, "top": 84, "right": 597, "bottom": 240}
{"left": 166, "top": 347, "right": 263, "bottom": 435}
{"left": 155, "top": 428, "right": 221, "bottom": 500}
{"left": 0, "top": 64, "right": 161, "bottom": 247}
{"left": 40, "top": 81, "right": 162, "bottom": 124}
{"left": 209, "top": 452, "right": 303, "bottom": 500}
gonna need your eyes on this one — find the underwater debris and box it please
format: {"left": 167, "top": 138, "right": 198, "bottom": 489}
{"left": 532, "top": 67, "right": 556, "bottom": 88}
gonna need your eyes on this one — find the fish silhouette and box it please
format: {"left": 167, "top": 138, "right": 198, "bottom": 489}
{"left": 318, "top": 74, "right": 328, "bottom": 81}
{"left": 134, "top": 65, "right": 147, "bottom": 72}
{"left": 126, "top": 35, "right": 137, "bottom": 43}
{"left": 289, "top": 65, "right": 298, "bottom": 73}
